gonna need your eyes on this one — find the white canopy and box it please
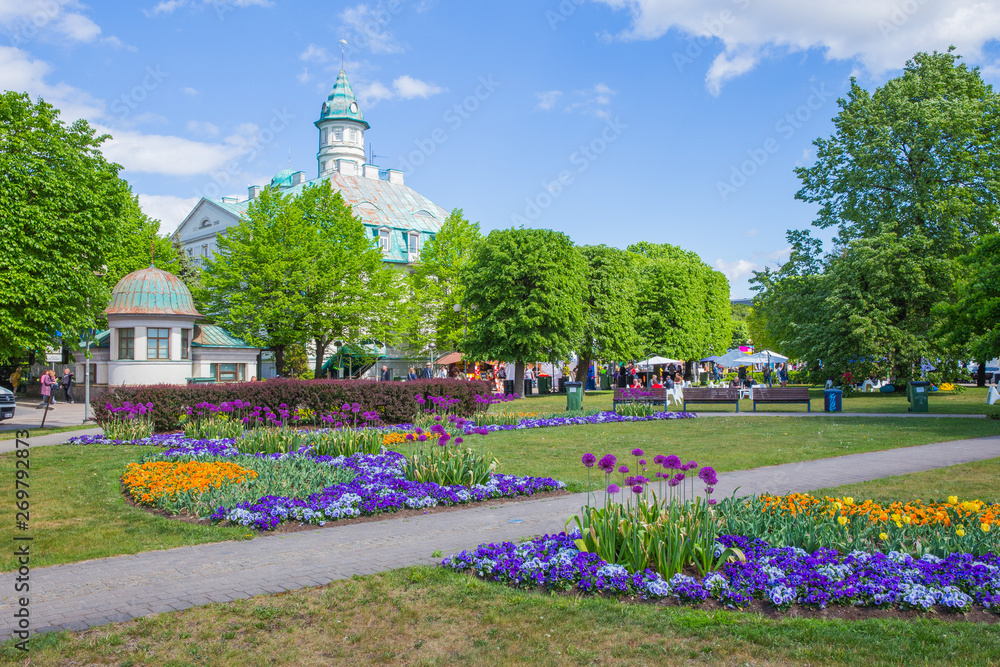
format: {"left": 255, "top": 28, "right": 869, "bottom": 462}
{"left": 635, "top": 355, "right": 684, "bottom": 369}
{"left": 731, "top": 349, "right": 788, "bottom": 365}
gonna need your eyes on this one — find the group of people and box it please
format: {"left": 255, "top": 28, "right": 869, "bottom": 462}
{"left": 24, "top": 368, "right": 75, "bottom": 409}
{"left": 729, "top": 363, "right": 789, "bottom": 388}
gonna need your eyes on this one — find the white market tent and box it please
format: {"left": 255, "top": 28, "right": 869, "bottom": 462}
{"left": 731, "top": 349, "right": 789, "bottom": 365}
{"left": 635, "top": 355, "right": 684, "bottom": 369}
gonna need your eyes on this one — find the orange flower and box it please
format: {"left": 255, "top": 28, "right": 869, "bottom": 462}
{"left": 122, "top": 461, "right": 256, "bottom": 505}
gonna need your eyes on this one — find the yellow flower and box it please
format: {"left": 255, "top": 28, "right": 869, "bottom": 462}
{"left": 894, "top": 521, "right": 903, "bottom": 529}
{"left": 982, "top": 523, "right": 991, "bottom": 533}
{"left": 956, "top": 527, "right": 966, "bottom": 537}
{"left": 843, "top": 496, "right": 854, "bottom": 505}
{"left": 902, "top": 515, "right": 912, "bottom": 525}
{"left": 947, "top": 495, "right": 958, "bottom": 505}
{"left": 879, "top": 532, "right": 888, "bottom": 540}
{"left": 837, "top": 515, "right": 849, "bottom": 526}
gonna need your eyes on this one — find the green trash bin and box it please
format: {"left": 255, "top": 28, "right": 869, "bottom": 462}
{"left": 565, "top": 381, "right": 583, "bottom": 411}
{"left": 600, "top": 373, "right": 611, "bottom": 390}
{"left": 538, "top": 376, "right": 551, "bottom": 395}
{"left": 908, "top": 381, "right": 930, "bottom": 413}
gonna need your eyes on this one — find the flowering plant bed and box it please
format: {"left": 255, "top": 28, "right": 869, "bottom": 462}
{"left": 443, "top": 531, "right": 1000, "bottom": 618}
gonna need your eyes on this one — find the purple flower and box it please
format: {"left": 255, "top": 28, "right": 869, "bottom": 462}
{"left": 639, "top": 459, "right": 646, "bottom": 466}
{"left": 653, "top": 454, "right": 665, "bottom": 465}
{"left": 617, "top": 465, "right": 629, "bottom": 474}
{"left": 698, "top": 466, "right": 718, "bottom": 486}
{"left": 455, "top": 437, "right": 464, "bottom": 444}
{"left": 631, "top": 484, "right": 644, "bottom": 495}
{"left": 663, "top": 455, "right": 681, "bottom": 469}
{"left": 687, "top": 460, "right": 697, "bottom": 469}
{"left": 674, "top": 473, "right": 685, "bottom": 482}
{"left": 631, "top": 448, "right": 644, "bottom": 457}
{"left": 606, "top": 484, "right": 620, "bottom": 494}
{"left": 582, "top": 453, "right": 597, "bottom": 468}
{"left": 597, "top": 454, "right": 617, "bottom": 473}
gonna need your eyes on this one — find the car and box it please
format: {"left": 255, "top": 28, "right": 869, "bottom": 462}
{"left": 0, "top": 386, "right": 14, "bottom": 421}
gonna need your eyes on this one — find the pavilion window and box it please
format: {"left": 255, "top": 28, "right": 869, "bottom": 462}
{"left": 408, "top": 233, "right": 420, "bottom": 255}
{"left": 118, "top": 328, "right": 134, "bottom": 360}
{"left": 379, "top": 228, "right": 391, "bottom": 253}
{"left": 147, "top": 328, "right": 170, "bottom": 360}
{"left": 334, "top": 127, "right": 343, "bottom": 141}
{"left": 181, "top": 329, "right": 190, "bottom": 360}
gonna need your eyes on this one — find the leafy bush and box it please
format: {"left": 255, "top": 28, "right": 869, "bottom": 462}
{"left": 94, "top": 378, "right": 492, "bottom": 433}
{"left": 614, "top": 403, "right": 659, "bottom": 417}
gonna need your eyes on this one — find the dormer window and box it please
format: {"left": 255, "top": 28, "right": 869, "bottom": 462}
{"left": 408, "top": 232, "right": 420, "bottom": 256}
{"left": 378, "top": 227, "right": 391, "bottom": 254}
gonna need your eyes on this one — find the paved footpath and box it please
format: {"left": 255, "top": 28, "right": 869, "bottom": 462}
{"left": 2, "top": 434, "right": 999, "bottom": 636}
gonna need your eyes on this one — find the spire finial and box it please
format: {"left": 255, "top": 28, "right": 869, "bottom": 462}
{"left": 150, "top": 237, "right": 155, "bottom": 268}
{"left": 339, "top": 39, "right": 348, "bottom": 70}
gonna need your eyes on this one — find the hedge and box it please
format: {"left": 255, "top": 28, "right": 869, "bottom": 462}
{"left": 94, "top": 378, "right": 494, "bottom": 433}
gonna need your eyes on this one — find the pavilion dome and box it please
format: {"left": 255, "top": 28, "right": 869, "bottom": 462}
{"left": 105, "top": 266, "right": 202, "bottom": 317}
{"left": 270, "top": 169, "right": 295, "bottom": 188}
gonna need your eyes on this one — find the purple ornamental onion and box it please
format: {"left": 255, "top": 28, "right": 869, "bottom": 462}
{"left": 698, "top": 466, "right": 718, "bottom": 486}
{"left": 674, "top": 473, "right": 685, "bottom": 482}
{"left": 653, "top": 454, "right": 665, "bottom": 465}
{"left": 639, "top": 459, "right": 646, "bottom": 466}
{"left": 597, "top": 454, "right": 617, "bottom": 473}
{"left": 618, "top": 465, "right": 629, "bottom": 474}
{"left": 687, "top": 460, "right": 697, "bottom": 469}
{"left": 455, "top": 437, "right": 463, "bottom": 444}
{"left": 581, "top": 453, "right": 597, "bottom": 468}
{"left": 606, "top": 484, "right": 620, "bottom": 494}
{"left": 632, "top": 484, "right": 644, "bottom": 495}
{"left": 663, "top": 455, "right": 681, "bottom": 469}
{"left": 631, "top": 448, "right": 644, "bottom": 457}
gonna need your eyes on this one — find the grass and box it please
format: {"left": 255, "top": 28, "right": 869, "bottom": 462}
{"left": 485, "top": 416, "right": 1000, "bottom": 492}
{"left": 0, "top": 445, "right": 250, "bottom": 572}
{"left": 0, "top": 423, "right": 97, "bottom": 440}
{"left": 812, "top": 457, "right": 1000, "bottom": 504}
{"left": 508, "top": 386, "right": 993, "bottom": 414}
{"left": 4, "top": 565, "right": 998, "bottom": 666}
{"left": 3, "top": 417, "right": 997, "bottom": 571}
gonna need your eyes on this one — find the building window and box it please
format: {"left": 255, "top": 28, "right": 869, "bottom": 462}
{"left": 321, "top": 128, "right": 328, "bottom": 145}
{"left": 408, "top": 233, "right": 420, "bottom": 255}
{"left": 118, "top": 328, "right": 134, "bottom": 360}
{"left": 334, "top": 127, "right": 343, "bottom": 141}
{"left": 201, "top": 244, "right": 209, "bottom": 257}
{"left": 201, "top": 219, "right": 211, "bottom": 228}
{"left": 181, "top": 329, "right": 189, "bottom": 360}
{"left": 147, "top": 328, "right": 170, "bottom": 360}
{"left": 210, "top": 363, "right": 244, "bottom": 382}
{"left": 378, "top": 228, "right": 391, "bottom": 253}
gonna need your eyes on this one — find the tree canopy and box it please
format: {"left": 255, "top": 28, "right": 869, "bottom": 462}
{"left": 461, "top": 227, "right": 586, "bottom": 389}
{"left": 0, "top": 91, "right": 166, "bottom": 362}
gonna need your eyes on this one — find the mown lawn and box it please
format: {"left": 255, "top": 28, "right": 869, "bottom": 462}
{"left": 813, "top": 456, "right": 1000, "bottom": 504}
{"left": 2, "top": 417, "right": 998, "bottom": 571}
{"left": 4, "top": 565, "right": 997, "bottom": 666}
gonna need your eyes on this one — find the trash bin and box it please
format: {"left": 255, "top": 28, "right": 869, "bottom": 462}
{"left": 538, "top": 376, "right": 551, "bottom": 395}
{"left": 824, "top": 388, "right": 843, "bottom": 412}
{"left": 600, "top": 373, "right": 611, "bottom": 390}
{"left": 524, "top": 378, "right": 533, "bottom": 396}
{"left": 504, "top": 380, "right": 515, "bottom": 396}
{"left": 908, "top": 381, "right": 930, "bottom": 413}
{"left": 565, "top": 381, "right": 583, "bottom": 411}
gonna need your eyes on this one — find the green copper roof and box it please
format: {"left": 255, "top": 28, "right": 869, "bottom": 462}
{"left": 270, "top": 169, "right": 294, "bottom": 188}
{"left": 192, "top": 324, "right": 255, "bottom": 349}
{"left": 318, "top": 69, "right": 369, "bottom": 129}
{"left": 106, "top": 266, "right": 202, "bottom": 317}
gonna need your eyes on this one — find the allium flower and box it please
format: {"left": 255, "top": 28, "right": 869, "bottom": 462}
{"left": 618, "top": 465, "right": 629, "bottom": 474}
{"left": 597, "top": 455, "right": 617, "bottom": 473}
{"left": 581, "top": 453, "right": 597, "bottom": 468}
{"left": 653, "top": 455, "right": 665, "bottom": 465}
{"left": 674, "top": 473, "right": 685, "bottom": 482}
{"left": 687, "top": 460, "right": 697, "bottom": 469}
{"left": 663, "top": 455, "right": 681, "bottom": 469}
{"left": 698, "top": 466, "right": 718, "bottom": 486}
{"left": 632, "top": 484, "right": 644, "bottom": 495}
{"left": 455, "top": 437, "right": 463, "bottom": 444}
{"left": 607, "top": 484, "right": 620, "bottom": 494}
{"left": 639, "top": 459, "right": 647, "bottom": 466}
{"left": 631, "top": 448, "right": 644, "bottom": 457}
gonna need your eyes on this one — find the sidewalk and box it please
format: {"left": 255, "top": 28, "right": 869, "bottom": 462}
{"left": 0, "top": 398, "right": 94, "bottom": 432}
{"left": 3, "top": 434, "right": 999, "bottom": 636}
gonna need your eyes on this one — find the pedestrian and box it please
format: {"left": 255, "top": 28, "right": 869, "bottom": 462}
{"left": 380, "top": 365, "right": 392, "bottom": 381}
{"left": 420, "top": 363, "right": 433, "bottom": 379}
{"left": 779, "top": 363, "right": 789, "bottom": 388}
{"left": 61, "top": 367, "right": 75, "bottom": 403}
{"left": 763, "top": 365, "right": 772, "bottom": 388}
{"left": 407, "top": 367, "right": 418, "bottom": 381}
{"left": 39, "top": 370, "right": 55, "bottom": 409}
{"left": 8, "top": 368, "right": 21, "bottom": 394}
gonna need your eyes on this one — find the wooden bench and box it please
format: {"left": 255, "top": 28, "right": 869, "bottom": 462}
{"left": 683, "top": 387, "right": 741, "bottom": 412}
{"left": 752, "top": 387, "right": 811, "bottom": 412}
{"left": 613, "top": 387, "right": 668, "bottom": 410}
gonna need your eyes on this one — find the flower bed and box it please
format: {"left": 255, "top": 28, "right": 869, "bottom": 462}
{"left": 443, "top": 531, "right": 1000, "bottom": 615}
{"left": 121, "top": 439, "right": 564, "bottom": 530}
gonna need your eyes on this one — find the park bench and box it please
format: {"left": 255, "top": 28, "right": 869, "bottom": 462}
{"left": 682, "top": 387, "right": 741, "bottom": 412}
{"left": 752, "top": 387, "right": 812, "bottom": 412}
{"left": 613, "top": 387, "right": 668, "bottom": 411}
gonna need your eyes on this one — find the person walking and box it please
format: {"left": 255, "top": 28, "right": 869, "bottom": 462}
{"left": 420, "top": 363, "right": 433, "bottom": 379}
{"left": 763, "top": 365, "right": 772, "bottom": 388}
{"left": 380, "top": 365, "right": 392, "bottom": 381}
{"left": 9, "top": 368, "right": 21, "bottom": 394}
{"left": 778, "top": 363, "right": 789, "bottom": 388}
{"left": 61, "top": 367, "right": 75, "bottom": 403}
{"left": 39, "top": 370, "right": 55, "bottom": 409}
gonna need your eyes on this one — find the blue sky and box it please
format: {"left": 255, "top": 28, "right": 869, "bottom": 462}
{"left": 3, "top": 0, "right": 1000, "bottom": 297}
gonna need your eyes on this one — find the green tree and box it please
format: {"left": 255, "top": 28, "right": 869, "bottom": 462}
{"left": 297, "top": 181, "right": 403, "bottom": 378}
{"left": 407, "top": 209, "right": 482, "bottom": 356}
{"left": 627, "top": 242, "right": 732, "bottom": 371}
{"left": 730, "top": 303, "right": 751, "bottom": 349}
{"left": 461, "top": 228, "right": 586, "bottom": 391}
{"left": 574, "top": 245, "right": 642, "bottom": 382}
{"left": 199, "top": 187, "right": 314, "bottom": 376}
{"left": 754, "top": 49, "right": 1000, "bottom": 383}
{"left": 0, "top": 92, "right": 152, "bottom": 361}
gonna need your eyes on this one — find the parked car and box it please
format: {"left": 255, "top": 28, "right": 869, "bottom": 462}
{"left": 0, "top": 385, "right": 15, "bottom": 421}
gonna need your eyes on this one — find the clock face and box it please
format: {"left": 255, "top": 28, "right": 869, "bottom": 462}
{"left": 349, "top": 102, "right": 358, "bottom": 114}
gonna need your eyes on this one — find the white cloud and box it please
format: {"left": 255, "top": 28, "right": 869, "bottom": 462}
{"left": 182, "top": 86, "right": 199, "bottom": 96}
{"left": 296, "top": 68, "right": 311, "bottom": 85}
{"left": 137, "top": 194, "right": 200, "bottom": 234}
{"left": 595, "top": 0, "right": 1000, "bottom": 94}
{"left": 56, "top": 11, "right": 101, "bottom": 41}
{"left": 299, "top": 43, "right": 328, "bottom": 63}
{"left": 392, "top": 75, "right": 444, "bottom": 99}
{"left": 96, "top": 125, "right": 246, "bottom": 176}
{"left": 145, "top": 0, "right": 189, "bottom": 16}
{"left": 715, "top": 258, "right": 759, "bottom": 286}
{"left": 561, "top": 83, "right": 617, "bottom": 118}
{"left": 536, "top": 90, "right": 563, "bottom": 111}
{"left": 186, "top": 120, "right": 219, "bottom": 137}
{"left": 745, "top": 228, "right": 758, "bottom": 237}
{"left": 340, "top": 4, "right": 404, "bottom": 54}
{"left": 0, "top": 0, "right": 110, "bottom": 44}
{"left": 0, "top": 45, "right": 104, "bottom": 121}
{"left": 359, "top": 80, "right": 394, "bottom": 104}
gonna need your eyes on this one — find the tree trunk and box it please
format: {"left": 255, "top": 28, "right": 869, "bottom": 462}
{"left": 977, "top": 359, "right": 987, "bottom": 387}
{"left": 684, "top": 360, "right": 693, "bottom": 382}
{"left": 576, "top": 352, "right": 592, "bottom": 384}
{"left": 314, "top": 337, "right": 330, "bottom": 379}
{"left": 514, "top": 360, "right": 525, "bottom": 397}
{"left": 274, "top": 345, "right": 285, "bottom": 378}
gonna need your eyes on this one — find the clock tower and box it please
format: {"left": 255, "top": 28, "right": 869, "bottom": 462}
{"left": 315, "top": 69, "right": 370, "bottom": 177}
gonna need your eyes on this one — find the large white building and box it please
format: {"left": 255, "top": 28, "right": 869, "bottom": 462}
{"left": 171, "top": 69, "right": 448, "bottom": 269}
